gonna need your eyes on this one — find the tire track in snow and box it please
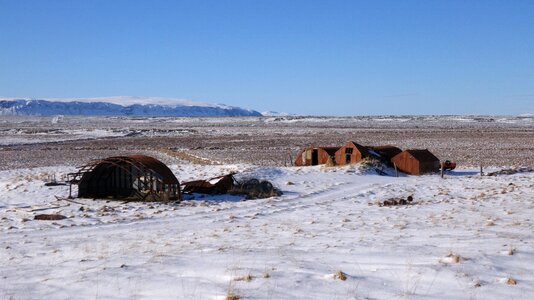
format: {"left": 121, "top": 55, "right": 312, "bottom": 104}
{"left": 1, "top": 177, "right": 388, "bottom": 243}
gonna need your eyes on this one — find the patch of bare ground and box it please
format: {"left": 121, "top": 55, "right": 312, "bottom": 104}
{"left": 1, "top": 116, "right": 533, "bottom": 169}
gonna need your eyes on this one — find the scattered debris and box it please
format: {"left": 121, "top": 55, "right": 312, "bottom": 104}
{"left": 44, "top": 174, "right": 68, "bottom": 186}
{"left": 487, "top": 167, "right": 534, "bottom": 176}
{"left": 230, "top": 178, "right": 282, "bottom": 199}
{"left": 182, "top": 173, "right": 236, "bottom": 194}
{"left": 183, "top": 173, "right": 282, "bottom": 199}
{"left": 34, "top": 214, "right": 67, "bottom": 221}
{"left": 380, "top": 195, "right": 414, "bottom": 207}
{"left": 358, "top": 158, "right": 391, "bottom": 175}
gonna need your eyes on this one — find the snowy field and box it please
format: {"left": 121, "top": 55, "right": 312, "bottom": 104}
{"left": 1, "top": 115, "right": 533, "bottom": 299}
{"left": 1, "top": 162, "right": 533, "bottom": 299}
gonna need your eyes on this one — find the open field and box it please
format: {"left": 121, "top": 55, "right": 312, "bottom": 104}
{"left": 1, "top": 115, "right": 533, "bottom": 299}
{"left": 1, "top": 115, "right": 533, "bottom": 170}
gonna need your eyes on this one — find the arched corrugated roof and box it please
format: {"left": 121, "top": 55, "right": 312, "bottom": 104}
{"left": 123, "top": 155, "right": 179, "bottom": 184}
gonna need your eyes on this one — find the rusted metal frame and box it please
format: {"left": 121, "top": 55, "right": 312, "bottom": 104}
{"left": 68, "top": 158, "right": 114, "bottom": 181}
{"left": 79, "top": 157, "right": 164, "bottom": 189}
{"left": 72, "top": 156, "right": 174, "bottom": 201}
{"left": 76, "top": 158, "right": 162, "bottom": 199}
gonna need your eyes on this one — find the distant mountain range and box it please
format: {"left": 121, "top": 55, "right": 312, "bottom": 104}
{"left": 0, "top": 97, "right": 262, "bottom": 117}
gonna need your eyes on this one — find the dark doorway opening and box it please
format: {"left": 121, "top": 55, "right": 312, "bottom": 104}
{"left": 312, "top": 149, "right": 319, "bottom": 165}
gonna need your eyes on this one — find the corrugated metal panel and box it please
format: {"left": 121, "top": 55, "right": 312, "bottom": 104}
{"left": 335, "top": 141, "right": 368, "bottom": 165}
{"left": 127, "top": 155, "right": 179, "bottom": 184}
{"left": 73, "top": 155, "right": 181, "bottom": 201}
{"left": 392, "top": 149, "right": 439, "bottom": 175}
{"left": 294, "top": 146, "right": 340, "bottom": 166}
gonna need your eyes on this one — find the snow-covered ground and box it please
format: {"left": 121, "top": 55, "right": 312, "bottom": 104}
{"left": 1, "top": 162, "right": 533, "bottom": 299}
{"left": 0, "top": 128, "right": 127, "bottom": 146}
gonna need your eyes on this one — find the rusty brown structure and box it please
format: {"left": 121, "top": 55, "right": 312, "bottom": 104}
{"left": 334, "top": 141, "right": 370, "bottom": 165}
{"left": 182, "top": 173, "right": 236, "bottom": 194}
{"left": 294, "top": 146, "right": 340, "bottom": 166}
{"left": 391, "top": 149, "right": 440, "bottom": 175}
{"left": 368, "top": 145, "right": 403, "bottom": 162}
{"left": 70, "top": 155, "right": 181, "bottom": 201}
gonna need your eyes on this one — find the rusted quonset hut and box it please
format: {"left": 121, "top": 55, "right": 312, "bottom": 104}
{"left": 70, "top": 155, "right": 181, "bottom": 201}
{"left": 368, "top": 145, "right": 403, "bottom": 163}
{"left": 334, "top": 141, "right": 370, "bottom": 165}
{"left": 391, "top": 149, "right": 440, "bottom": 175}
{"left": 294, "top": 146, "right": 340, "bottom": 166}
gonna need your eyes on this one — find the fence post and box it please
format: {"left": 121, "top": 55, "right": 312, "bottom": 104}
{"left": 441, "top": 162, "right": 444, "bottom": 178}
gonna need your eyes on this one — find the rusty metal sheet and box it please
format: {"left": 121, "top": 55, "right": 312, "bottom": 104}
{"left": 182, "top": 173, "right": 236, "bottom": 194}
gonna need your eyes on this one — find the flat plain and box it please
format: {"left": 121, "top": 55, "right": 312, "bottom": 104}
{"left": 1, "top": 115, "right": 533, "bottom": 169}
{"left": 1, "top": 115, "right": 533, "bottom": 299}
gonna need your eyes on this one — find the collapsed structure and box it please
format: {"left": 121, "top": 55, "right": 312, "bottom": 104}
{"left": 182, "top": 174, "right": 282, "bottom": 199}
{"left": 182, "top": 174, "right": 236, "bottom": 194}
{"left": 69, "top": 155, "right": 181, "bottom": 201}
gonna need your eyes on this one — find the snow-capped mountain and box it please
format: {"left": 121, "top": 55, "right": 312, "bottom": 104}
{"left": 0, "top": 97, "right": 262, "bottom": 117}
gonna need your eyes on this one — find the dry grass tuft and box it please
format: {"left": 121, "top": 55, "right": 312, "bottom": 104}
{"left": 333, "top": 270, "right": 347, "bottom": 281}
{"left": 485, "top": 219, "right": 496, "bottom": 226}
{"left": 506, "top": 276, "right": 517, "bottom": 285}
{"left": 226, "top": 283, "right": 240, "bottom": 300}
{"left": 226, "top": 293, "right": 241, "bottom": 300}
{"left": 234, "top": 274, "right": 253, "bottom": 282}
{"left": 443, "top": 251, "right": 461, "bottom": 263}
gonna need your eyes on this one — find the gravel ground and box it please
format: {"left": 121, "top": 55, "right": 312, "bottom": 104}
{"left": 0, "top": 115, "right": 533, "bottom": 170}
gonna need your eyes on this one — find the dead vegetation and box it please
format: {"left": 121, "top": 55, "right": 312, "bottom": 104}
{"left": 233, "top": 274, "right": 253, "bottom": 282}
{"left": 225, "top": 293, "right": 241, "bottom": 300}
{"left": 439, "top": 251, "right": 461, "bottom": 264}
{"left": 333, "top": 270, "right": 348, "bottom": 281}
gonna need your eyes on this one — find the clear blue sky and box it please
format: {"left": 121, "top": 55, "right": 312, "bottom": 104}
{"left": 1, "top": 0, "right": 533, "bottom": 115}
